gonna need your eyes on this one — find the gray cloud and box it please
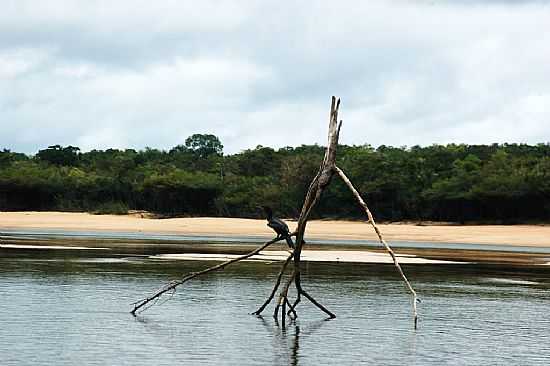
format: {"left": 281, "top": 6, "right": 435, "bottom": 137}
{"left": 1, "top": 0, "right": 549, "bottom": 154}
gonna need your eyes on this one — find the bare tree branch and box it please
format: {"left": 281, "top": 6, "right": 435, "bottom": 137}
{"left": 252, "top": 252, "right": 294, "bottom": 316}
{"left": 334, "top": 166, "right": 420, "bottom": 329}
{"left": 130, "top": 237, "right": 283, "bottom": 315}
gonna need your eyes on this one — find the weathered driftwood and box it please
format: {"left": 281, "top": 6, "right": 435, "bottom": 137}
{"left": 130, "top": 96, "right": 420, "bottom": 329}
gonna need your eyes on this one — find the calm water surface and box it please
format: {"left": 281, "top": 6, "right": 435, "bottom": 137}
{"left": 1, "top": 250, "right": 550, "bottom": 365}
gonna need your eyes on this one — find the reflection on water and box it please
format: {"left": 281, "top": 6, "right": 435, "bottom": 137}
{"left": 1, "top": 250, "right": 550, "bottom": 365}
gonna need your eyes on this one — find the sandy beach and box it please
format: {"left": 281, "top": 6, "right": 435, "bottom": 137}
{"left": 1, "top": 211, "right": 550, "bottom": 247}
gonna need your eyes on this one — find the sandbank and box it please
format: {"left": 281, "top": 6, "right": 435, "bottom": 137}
{"left": 153, "top": 250, "right": 466, "bottom": 265}
{"left": 1, "top": 211, "right": 549, "bottom": 247}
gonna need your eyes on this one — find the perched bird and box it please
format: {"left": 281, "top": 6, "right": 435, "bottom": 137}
{"left": 260, "top": 206, "right": 295, "bottom": 249}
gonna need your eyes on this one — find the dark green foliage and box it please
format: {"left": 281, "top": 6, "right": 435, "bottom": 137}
{"left": 185, "top": 134, "right": 223, "bottom": 159}
{"left": 0, "top": 149, "right": 27, "bottom": 167}
{"left": 91, "top": 201, "right": 129, "bottom": 215}
{"left": 138, "top": 169, "right": 221, "bottom": 215}
{"left": 36, "top": 145, "right": 80, "bottom": 166}
{"left": 1, "top": 139, "right": 549, "bottom": 222}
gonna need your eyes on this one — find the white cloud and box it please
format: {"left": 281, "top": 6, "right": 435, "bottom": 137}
{"left": 0, "top": 47, "right": 52, "bottom": 78}
{"left": 0, "top": 0, "right": 549, "bottom": 154}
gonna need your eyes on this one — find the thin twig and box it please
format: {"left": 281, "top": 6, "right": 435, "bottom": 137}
{"left": 287, "top": 290, "right": 301, "bottom": 317}
{"left": 335, "top": 166, "right": 420, "bottom": 329}
{"left": 285, "top": 297, "right": 297, "bottom": 320}
{"left": 276, "top": 269, "right": 296, "bottom": 329}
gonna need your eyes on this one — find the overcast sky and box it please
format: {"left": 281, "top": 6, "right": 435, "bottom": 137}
{"left": 1, "top": 0, "right": 549, "bottom": 155}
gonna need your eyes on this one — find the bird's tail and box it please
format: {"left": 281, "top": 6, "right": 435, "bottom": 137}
{"left": 285, "top": 236, "right": 295, "bottom": 249}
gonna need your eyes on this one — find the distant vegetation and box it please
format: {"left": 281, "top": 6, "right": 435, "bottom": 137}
{"left": 1, "top": 134, "right": 549, "bottom": 223}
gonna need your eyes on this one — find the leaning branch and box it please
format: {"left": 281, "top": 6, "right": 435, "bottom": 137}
{"left": 130, "top": 237, "right": 282, "bottom": 315}
{"left": 334, "top": 166, "right": 420, "bottom": 329}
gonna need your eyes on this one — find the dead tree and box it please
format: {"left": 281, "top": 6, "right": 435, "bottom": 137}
{"left": 130, "top": 97, "right": 420, "bottom": 329}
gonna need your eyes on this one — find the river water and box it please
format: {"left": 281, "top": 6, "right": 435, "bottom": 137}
{"left": 1, "top": 250, "right": 550, "bottom": 365}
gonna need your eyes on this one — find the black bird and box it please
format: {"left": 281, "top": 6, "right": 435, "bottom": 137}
{"left": 261, "top": 206, "right": 294, "bottom": 249}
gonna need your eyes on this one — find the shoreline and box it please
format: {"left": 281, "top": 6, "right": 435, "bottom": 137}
{"left": 1, "top": 212, "right": 550, "bottom": 266}
{"left": 1, "top": 211, "right": 550, "bottom": 247}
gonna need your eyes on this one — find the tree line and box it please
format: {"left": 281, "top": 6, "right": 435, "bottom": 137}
{"left": 1, "top": 134, "right": 549, "bottom": 222}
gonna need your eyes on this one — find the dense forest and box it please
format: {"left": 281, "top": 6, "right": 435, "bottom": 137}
{"left": 1, "top": 134, "right": 550, "bottom": 223}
